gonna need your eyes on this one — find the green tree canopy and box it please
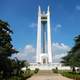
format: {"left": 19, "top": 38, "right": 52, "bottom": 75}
{"left": 0, "top": 20, "right": 18, "bottom": 57}
{"left": 0, "top": 20, "right": 31, "bottom": 80}
{"left": 0, "top": 20, "right": 18, "bottom": 79}
{"left": 61, "top": 35, "right": 80, "bottom": 67}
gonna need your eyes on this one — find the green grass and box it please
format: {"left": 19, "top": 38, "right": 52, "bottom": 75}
{"left": 60, "top": 71, "right": 80, "bottom": 79}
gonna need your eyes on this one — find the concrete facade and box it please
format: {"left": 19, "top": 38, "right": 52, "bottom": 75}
{"left": 36, "top": 6, "right": 52, "bottom": 64}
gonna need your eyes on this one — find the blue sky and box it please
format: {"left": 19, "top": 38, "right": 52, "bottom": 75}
{"left": 0, "top": 0, "right": 80, "bottom": 50}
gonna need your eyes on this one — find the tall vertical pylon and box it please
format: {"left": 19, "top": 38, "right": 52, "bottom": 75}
{"left": 36, "top": 6, "right": 52, "bottom": 64}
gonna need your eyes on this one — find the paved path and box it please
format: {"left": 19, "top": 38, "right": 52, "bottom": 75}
{"left": 27, "top": 74, "right": 73, "bottom": 80}
{"left": 27, "top": 70, "right": 73, "bottom": 80}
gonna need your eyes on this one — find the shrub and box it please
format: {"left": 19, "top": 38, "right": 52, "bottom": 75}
{"left": 8, "top": 76, "right": 22, "bottom": 80}
{"left": 34, "top": 68, "right": 39, "bottom": 74}
{"left": 8, "top": 69, "right": 33, "bottom": 80}
{"left": 52, "top": 67, "right": 58, "bottom": 73}
{"left": 24, "top": 68, "right": 33, "bottom": 79}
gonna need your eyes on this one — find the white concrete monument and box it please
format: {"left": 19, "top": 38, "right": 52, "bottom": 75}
{"left": 29, "top": 6, "right": 69, "bottom": 70}
{"left": 36, "top": 6, "right": 52, "bottom": 64}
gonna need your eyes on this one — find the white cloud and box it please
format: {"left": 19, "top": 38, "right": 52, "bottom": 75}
{"left": 76, "top": 5, "right": 80, "bottom": 11}
{"left": 12, "top": 45, "right": 36, "bottom": 62}
{"left": 52, "top": 43, "right": 70, "bottom": 63}
{"left": 12, "top": 43, "right": 70, "bottom": 63}
{"left": 56, "top": 24, "right": 62, "bottom": 28}
{"left": 24, "top": 45, "right": 35, "bottom": 53}
{"left": 55, "top": 24, "right": 62, "bottom": 31}
{"left": 29, "top": 22, "right": 37, "bottom": 28}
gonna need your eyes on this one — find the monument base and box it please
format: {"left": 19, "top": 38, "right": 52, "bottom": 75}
{"left": 28, "top": 63, "right": 71, "bottom": 70}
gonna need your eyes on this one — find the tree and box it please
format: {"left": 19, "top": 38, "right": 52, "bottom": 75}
{"left": 0, "top": 20, "right": 31, "bottom": 80}
{"left": 61, "top": 35, "right": 80, "bottom": 72}
{"left": 0, "top": 20, "right": 18, "bottom": 79}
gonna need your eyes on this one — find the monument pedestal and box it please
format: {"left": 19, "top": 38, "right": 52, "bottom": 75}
{"left": 29, "top": 63, "right": 62, "bottom": 70}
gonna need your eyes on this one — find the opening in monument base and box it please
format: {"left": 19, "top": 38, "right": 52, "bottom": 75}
{"left": 42, "top": 57, "right": 48, "bottom": 64}
{"left": 37, "top": 53, "right": 50, "bottom": 65}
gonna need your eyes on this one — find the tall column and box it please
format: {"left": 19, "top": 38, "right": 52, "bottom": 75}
{"left": 36, "top": 6, "right": 41, "bottom": 63}
{"left": 47, "top": 6, "right": 52, "bottom": 63}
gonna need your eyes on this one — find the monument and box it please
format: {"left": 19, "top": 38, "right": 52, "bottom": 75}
{"left": 29, "top": 6, "right": 67, "bottom": 70}
{"left": 36, "top": 6, "right": 52, "bottom": 64}
{"left": 29, "top": 6, "right": 69, "bottom": 70}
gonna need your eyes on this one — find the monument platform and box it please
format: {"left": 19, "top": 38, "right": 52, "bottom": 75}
{"left": 29, "top": 63, "right": 71, "bottom": 70}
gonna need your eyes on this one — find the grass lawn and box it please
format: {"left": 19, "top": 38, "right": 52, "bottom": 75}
{"left": 60, "top": 71, "right": 80, "bottom": 80}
